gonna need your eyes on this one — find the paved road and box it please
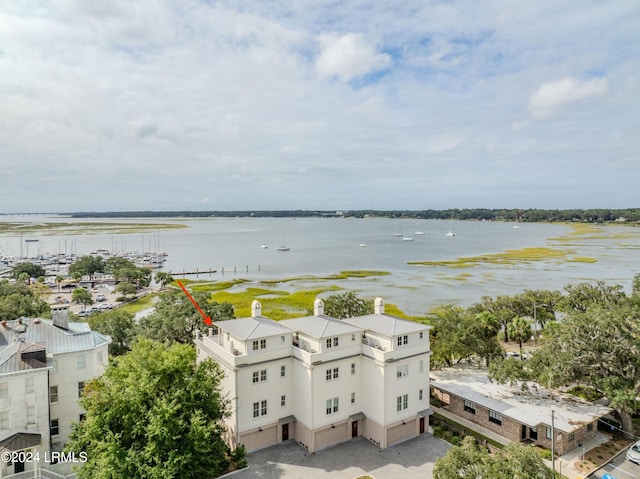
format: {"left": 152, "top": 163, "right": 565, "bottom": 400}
{"left": 232, "top": 435, "right": 451, "bottom": 479}
{"left": 590, "top": 452, "right": 640, "bottom": 479}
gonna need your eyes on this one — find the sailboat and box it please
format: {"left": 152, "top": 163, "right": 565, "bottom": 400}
{"left": 445, "top": 219, "right": 456, "bottom": 237}
{"left": 359, "top": 234, "right": 366, "bottom": 247}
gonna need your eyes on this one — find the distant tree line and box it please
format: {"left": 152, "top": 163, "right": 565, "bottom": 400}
{"left": 67, "top": 208, "right": 640, "bottom": 223}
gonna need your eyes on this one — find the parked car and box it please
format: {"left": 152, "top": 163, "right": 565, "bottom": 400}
{"left": 76, "top": 310, "right": 91, "bottom": 318}
{"left": 626, "top": 440, "right": 640, "bottom": 464}
{"left": 95, "top": 293, "right": 106, "bottom": 302}
{"left": 97, "top": 302, "right": 113, "bottom": 310}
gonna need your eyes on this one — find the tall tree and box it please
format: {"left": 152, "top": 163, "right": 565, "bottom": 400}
{"left": 66, "top": 340, "right": 240, "bottom": 478}
{"left": 69, "top": 255, "right": 105, "bottom": 279}
{"left": 11, "top": 261, "right": 46, "bottom": 280}
{"left": 154, "top": 271, "right": 174, "bottom": 290}
{"left": 323, "top": 291, "right": 374, "bottom": 319}
{"left": 137, "top": 290, "right": 234, "bottom": 344}
{"left": 507, "top": 316, "right": 531, "bottom": 356}
{"left": 88, "top": 309, "right": 136, "bottom": 356}
{"left": 0, "top": 280, "right": 49, "bottom": 321}
{"left": 72, "top": 288, "right": 94, "bottom": 310}
{"left": 434, "top": 435, "right": 552, "bottom": 479}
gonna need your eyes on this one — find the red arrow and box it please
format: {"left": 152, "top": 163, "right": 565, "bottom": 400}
{"left": 176, "top": 280, "right": 212, "bottom": 326}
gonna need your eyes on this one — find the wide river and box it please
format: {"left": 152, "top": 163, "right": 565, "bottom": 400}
{"left": 1, "top": 216, "right": 639, "bottom": 315}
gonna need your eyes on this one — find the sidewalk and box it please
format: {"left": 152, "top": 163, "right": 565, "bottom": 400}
{"left": 544, "top": 432, "right": 610, "bottom": 479}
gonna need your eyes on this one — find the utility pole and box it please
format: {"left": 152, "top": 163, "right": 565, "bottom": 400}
{"left": 551, "top": 409, "right": 555, "bottom": 477}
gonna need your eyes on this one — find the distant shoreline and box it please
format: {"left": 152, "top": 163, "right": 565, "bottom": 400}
{"left": 2, "top": 208, "right": 639, "bottom": 223}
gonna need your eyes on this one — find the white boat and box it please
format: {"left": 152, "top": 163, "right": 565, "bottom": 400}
{"left": 415, "top": 231, "right": 425, "bottom": 235}
{"left": 446, "top": 219, "right": 456, "bottom": 237}
{"left": 402, "top": 236, "right": 414, "bottom": 241}
{"left": 261, "top": 244, "right": 268, "bottom": 249}
{"left": 277, "top": 246, "right": 290, "bottom": 252}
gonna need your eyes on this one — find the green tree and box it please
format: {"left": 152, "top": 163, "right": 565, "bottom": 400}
{"left": 137, "top": 290, "right": 234, "bottom": 344}
{"left": 72, "top": 271, "right": 82, "bottom": 285}
{"left": 154, "top": 271, "right": 174, "bottom": 290}
{"left": 66, "top": 339, "right": 239, "bottom": 478}
{"left": 55, "top": 275, "right": 64, "bottom": 293}
{"left": 72, "top": 288, "right": 94, "bottom": 310}
{"left": 0, "top": 280, "right": 49, "bottom": 321}
{"left": 114, "top": 281, "right": 137, "bottom": 298}
{"left": 88, "top": 309, "right": 136, "bottom": 356}
{"left": 323, "top": 291, "right": 374, "bottom": 319}
{"left": 507, "top": 316, "right": 531, "bottom": 356}
{"left": 560, "top": 280, "right": 626, "bottom": 313}
{"left": 69, "top": 255, "right": 105, "bottom": 279}
{"left": 11, "top": 261, "right": 46, "bottom": 280}
{"left": 434, "top": 435, "right": 552, "bottom": 479}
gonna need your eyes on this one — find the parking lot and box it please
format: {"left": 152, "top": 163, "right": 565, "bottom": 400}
{"left": 589, "top": 450, "right": 640, "bottom": 478}
{"left": 231, "top": 434, "right": 451, "bottom": 479}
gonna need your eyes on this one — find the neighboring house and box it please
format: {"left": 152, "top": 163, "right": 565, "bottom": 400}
{"left": 430, "top": 367, "right": 612, "bottom": 455}
{"left": 0, "top": 306, "right": 111, "bottom": 476}
{"left": 196, "top": 297, "right": 432, "bottom": 453}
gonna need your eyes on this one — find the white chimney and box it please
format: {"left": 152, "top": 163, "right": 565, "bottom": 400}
{"left": 374, "top": 297, "right": 384, "bottom": 315}
{"left": 51, "top": 305, "right": 70, "bottom": 330}
{"left": 251, "top": 300, "right": 262, "bottom": 317}
{"left": 314, "top": 298, "right": 324, "bottom": 316}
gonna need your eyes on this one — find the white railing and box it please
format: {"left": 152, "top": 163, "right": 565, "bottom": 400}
{"left": 2, "top": 469, "right": 77, "bottom": 479}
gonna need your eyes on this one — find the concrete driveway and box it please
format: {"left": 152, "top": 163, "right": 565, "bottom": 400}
{"left": 231, "top": 434, "right": 451, "bottom": 479}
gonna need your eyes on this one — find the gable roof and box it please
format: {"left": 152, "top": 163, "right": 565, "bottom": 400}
{"left": 213, "top": 316, "right": 291, "bottom": 341}
{"left": 281, "top": 315, "right": 362, "bottom": 338}
{"left": 344, "top": 313, "right": 429, "bottom": 337}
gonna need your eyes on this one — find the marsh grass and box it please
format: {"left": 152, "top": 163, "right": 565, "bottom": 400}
{"left": 0, "top": 221, "right": 187, "bottom": 235}
{"left": 409, "top": 247, "right": 582, "bottom": 268}
{"left": 259, "top": 270, "right": 390, "bottom": 284}
{"left": 119, "top": 293, "right": 157, "bottom": 314}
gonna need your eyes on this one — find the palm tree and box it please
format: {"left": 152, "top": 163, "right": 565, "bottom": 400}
{"left": 507, "top": 316, "right": 532, "bottom": 357}
{"left": 55, "top": 275, "right": 64, "bottom": 293}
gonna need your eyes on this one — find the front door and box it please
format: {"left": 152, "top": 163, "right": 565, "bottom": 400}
{"left": 351, "top": 421, "right": 358, "bottom": 438}
{"left": 521, "top": 424, "right": 527, "bottom": 440}
{"left": 419, "top": 417, "right": 425, "bottom": 434}
{"left": 14, "top": 457, "right": 25, "bottom": 473}
{"left": 530, "top": 427, "right": 538, "bottom": 440}
{"left": 282, "top": 423, "right": 289, "bottom": 441}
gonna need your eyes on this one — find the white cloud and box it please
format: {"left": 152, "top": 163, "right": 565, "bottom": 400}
{"left": 528, "top": 77, "right": 608, "bottom": 118}
{"left": 315, "top": 32, "right": 392, "bottom": 82}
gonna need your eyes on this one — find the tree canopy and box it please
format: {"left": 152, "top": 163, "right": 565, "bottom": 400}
{"left": 66, "top": 339, "right": 240, "bottom": 478}
{"left": 137, "top": 290, "right": 234, "bottom": 344}
{"left": 69, "top": 255, "right": 105, "bottom": 279}
{"left": 87, "top": 309, "right": 136, "bottom": 356}
{"left": 0, "top": 280, "right": 49, "bottom": 321}
{"left": 322, "top": 291, "right": 374, "bottom": 319}
{"left": 433, "top": 435, "right": 552, "bottom": 479}
{"left": 72, "top": 288, "right": 94, "bottom": 309}
{"left": 11, "top": 261, "right": 46, "bottom": 280}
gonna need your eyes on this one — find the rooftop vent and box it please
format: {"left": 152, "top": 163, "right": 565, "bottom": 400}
{"left": 374, "top": 297, "right": 384, "bottom": 315}
{"left": 251, "top": 300, "right": 262, "bottom": 318}
{"left": 314, "top": 298, "right": 324, "bottom": 316}
{"left": 51, "top": 305, "right": 70, "bottom": 330}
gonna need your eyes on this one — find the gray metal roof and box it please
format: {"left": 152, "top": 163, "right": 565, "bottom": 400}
{"left": 213, "top": 316, "right": 291, "bottom": 340}
{"left": 0, "top": 318, "right": 110, "bottom": 359}
{"left": 344, "top": 314, "right": 429, "bottom": 337}
{"left": 281, "top": 315, "right": 362, "bottom": 338}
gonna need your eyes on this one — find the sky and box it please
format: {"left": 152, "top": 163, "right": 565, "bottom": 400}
{"left": 1, "top": 0, "right": 639, "bottom": 213}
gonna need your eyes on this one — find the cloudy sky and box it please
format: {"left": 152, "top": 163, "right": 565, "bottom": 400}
{"left": 1, "top": 1, "right": 638, "bottom": 213}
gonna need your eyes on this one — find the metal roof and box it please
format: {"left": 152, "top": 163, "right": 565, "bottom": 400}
{"left": 213, "top": 316, "right": 291, "bottom": 340}
{"left": 344, "top": 313, "right": 430, "bottom": 337}
{"left": 430, "top": 367, "right": 612, "bottom": 433}
{"left": 281, "top": 315, "right": 362, "bottom": 338}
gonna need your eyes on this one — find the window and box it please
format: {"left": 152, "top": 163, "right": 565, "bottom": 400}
{"left": 260, "top": 370, "right": 267, "bottom": 382}
{"left": 0, "top": 383, "right": 7, "bottom": 397}
{"left": 26, "top": 406, "right": 36, "bottom": 425}
{"left": 77, "top": 355, "right": 86, "bottom": 369}
{"left": 397, "top": 364, "right": 408, "bottom": 378}
{"left": 351, "top": 363, "right": 356, "bottom": 375}
{"left": 568, "top": 432, "right": 575, "bottom": 441}
{"left": 326, "top": 397, "right": 339, "bottom": 415}
{"left": 326, "top": 367, "right": 339, "bottom": 380}
{"left": 546, "top": 426, "right": 552, "bottom": 439}
{"left": 260, "top": 339, "right": 266, "bottom": 349}
{"left": 50, "top": 418, "right": 60, "bottom": 436}
{"left": 587, "top": 423, "right": 593, "bottom": 432}
{"left": 419, "top": 332, "right": 424, "bottom": 339}
{"left": 0, "top": 411, "right": 9, "bottom": 430}
{"left": 252, "top": 371, "right": 259, "bottom": 383}
{"left": 281, "top": 335, "right": 285, "bottom": 343}
{"left": 351, "top": 334, "right": 355, "bottom": 341}
{"left": 489, "top": 410, "right": 502, "bottom": 426}
{"left": 281, "top": 395, "right": 286, "bottom": 407}
{"left": 79, "top": 413, "right": 86, "bottom": 422}
{"left": 253, "top": 401, "right": 268, "bottom": 417}
{"left": 351, "top": 392, "right": 356, "bottom": 404}
{"left": 78, "top": 381, "right": 85, "bottom": 398}
{"left": 396, "top": 335, "right": 408, "bottom": 346}
{"left": 419, "top": 389, "right": 423, "bottom": 401}
{"left": 252, "top": 369, "right": 267, "bottom": 383}
{"left": 26, "top": 377, "right": 34, "bottom": 393}
{"left": 50, "top": 386, "right": 58, "bottom": 403}
{"left": 464, "top": 399, "right": 476, "bottom": 414}
{"left": 252, "top": 340, "right": 259, "bottom": 351}
{"left": 281, "top": 365, "right": 286, "bottom": 377}
{"left": 396, "top": 394, "right": 408, "bottom": 411}
{"left": 326, "top": 338, "right": 332, "bottom": 348}
{"left": 333, "top": 337, "right": 339, "bottom": 347}
{"left": 326, "top": 337, "right": 339, "bottom": 348}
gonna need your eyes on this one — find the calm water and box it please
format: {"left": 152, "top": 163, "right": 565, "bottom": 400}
{"left": 2, "top": 216, "right": 639, "bottom": 315}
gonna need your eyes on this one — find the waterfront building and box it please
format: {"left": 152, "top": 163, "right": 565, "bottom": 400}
{"left": 0, "top": 306, "right": 110, "bottom": 476}
{"left": 195, "top": 298, "right": 432, "bottom": 452}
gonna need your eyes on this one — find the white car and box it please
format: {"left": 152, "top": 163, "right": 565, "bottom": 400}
{"left": 97, "top": 302, "right": 113, "bottom": 310}
{"left": 627, "top": 440, "right": 640, "bottom": 464}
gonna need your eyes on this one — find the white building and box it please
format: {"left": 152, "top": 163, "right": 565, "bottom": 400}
{"left": 196, "top": 297, "right": 432, "bottom": 453}
{"left": 0, "top": 306, "right": 110, "bottom": 477}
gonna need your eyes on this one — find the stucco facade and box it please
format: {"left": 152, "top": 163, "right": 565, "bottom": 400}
{"left": 0, "top": 307, "right": 110, "bottom": 476}
{"left": 196, "top": 297, "right": 432, "bottom": 453}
